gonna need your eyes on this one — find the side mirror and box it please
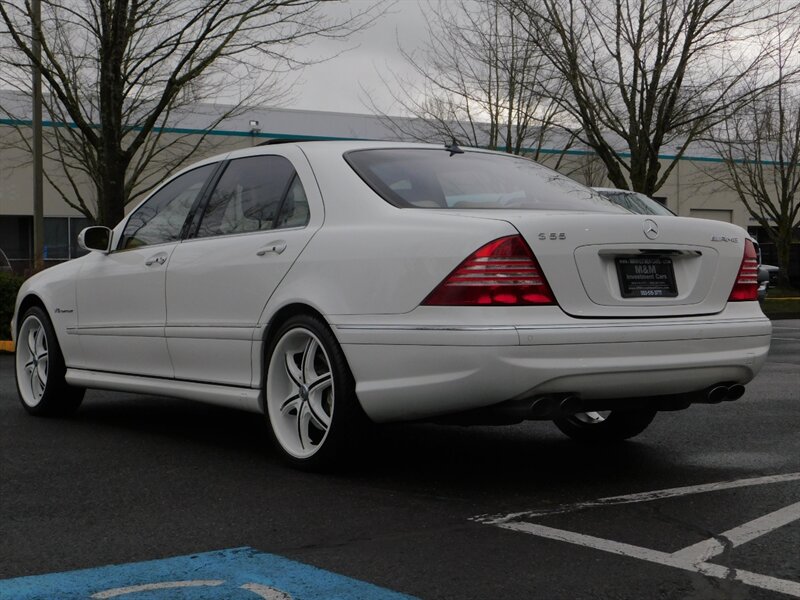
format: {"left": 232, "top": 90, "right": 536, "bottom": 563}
{"left": 78, "top": 226, "right": 112, "bottom": 254}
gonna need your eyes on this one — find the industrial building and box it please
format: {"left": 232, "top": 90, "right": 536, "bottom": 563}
{"left": 0, "top": 90, "right": 793, "bottom": 278}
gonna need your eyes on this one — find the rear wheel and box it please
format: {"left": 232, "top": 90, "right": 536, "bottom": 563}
{"left": 15, "top": 306, "right": 84, "bottom": 416}
{"left": 554, "top": 409, "right": 656, "bottom": 442}
{"left": 264, "top": 314, "right": 366, "bottom": 470}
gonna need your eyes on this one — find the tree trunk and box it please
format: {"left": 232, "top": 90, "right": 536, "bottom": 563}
{"left": 97, "top": 158, "right": 127, "bottom": 228}
{"left": 775, "top": 227, "right": 794, "bottom": 288}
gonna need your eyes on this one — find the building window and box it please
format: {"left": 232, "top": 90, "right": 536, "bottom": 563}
{"left": 0, "top": 215, "right": 92, "bottom": 273}
{"left": 44, "top": 217, "right": 70, "bottom": 260}
{"left": 0, "top": 216, "right": 32, "bottom": 260}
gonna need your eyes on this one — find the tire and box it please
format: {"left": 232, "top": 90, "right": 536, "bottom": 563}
{"left": 264, "top": 314, "right": 366, "bottom": 470}
{"left": 15, "top": 306, "right": 85, "bottom": 417}
{"left": 553, "top": 409, "right": 656, "bottom": 443}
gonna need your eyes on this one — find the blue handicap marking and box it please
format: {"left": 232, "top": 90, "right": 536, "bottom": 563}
{"left": 0, "top": 547, "right": 419, "bottom": 600}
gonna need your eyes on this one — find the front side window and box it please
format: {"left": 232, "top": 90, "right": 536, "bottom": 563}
{"left": 195, "top": 155, "right": 302, "bottom": 238}
{"left": 120, "top": 164, "right": 216, "bottom": 250}
{"left": 345, "top": 149, "right": 624, "bottom": 213}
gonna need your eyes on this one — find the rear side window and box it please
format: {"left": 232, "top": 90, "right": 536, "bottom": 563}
{"left": 345, "top": 149, "right": 622, "bottom": 212}
{"left": 195, "top": 155, "right": 305, "bottom": 238}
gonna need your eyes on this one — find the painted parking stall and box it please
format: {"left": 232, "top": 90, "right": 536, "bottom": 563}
{"left": 0, "top": 548, "right": 418, "bottom": 600}
{"left": 475, "top": 473, "right": 800, "bottom": 598}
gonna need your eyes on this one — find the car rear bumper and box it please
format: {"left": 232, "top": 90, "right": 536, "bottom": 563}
{"left": 334, "top": 306, "right": 772, "bottom": 422}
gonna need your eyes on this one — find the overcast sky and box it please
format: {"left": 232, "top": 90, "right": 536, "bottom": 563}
{"left": 286, "top": 0, "right": 428, "bottom": 115}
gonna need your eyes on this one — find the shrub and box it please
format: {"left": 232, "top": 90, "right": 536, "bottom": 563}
{"left": 0, "top": 271, "right": 24, "bottom": 340}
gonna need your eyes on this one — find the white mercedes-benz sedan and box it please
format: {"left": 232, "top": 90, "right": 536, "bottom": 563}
{"left": 12, "top": 141, "right": 772, "bottom": 469}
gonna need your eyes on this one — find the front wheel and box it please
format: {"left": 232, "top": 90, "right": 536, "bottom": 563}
{"left": 553, "top": 409, "right": 656, "bottom": 443}
{"left": 15, "top": 306, "right": 84, "bottom": 416}
{"left": 264, "top": 314, "right": 366, "bottom": 470}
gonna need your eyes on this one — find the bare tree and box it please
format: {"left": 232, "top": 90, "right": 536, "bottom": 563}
{"left": 0, "top": 0, "right": 380, "bottom": 226}
{"left": 508, "top": 0, "right": 796, "bottom": 196}
{"left": 370, "top": 0, "right": 567, "bottom": 159}
{"left": 705, "top": 16, "right": 800, "bottom": 286}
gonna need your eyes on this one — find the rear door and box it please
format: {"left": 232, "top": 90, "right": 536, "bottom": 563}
{"left": 165, "top": 148, "right": 322, "bottom": 386}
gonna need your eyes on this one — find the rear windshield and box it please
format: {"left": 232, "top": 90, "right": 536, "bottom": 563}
{"left": 345, "top": 148, "right": 623, "bottom": 212}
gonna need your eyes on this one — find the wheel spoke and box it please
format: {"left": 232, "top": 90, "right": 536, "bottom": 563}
{"left": 300, "top": 338, "right": 319, "bottom": 383}
{"left": 284, "top": 351, "right": 303, "bottom": 387}
{"left": 298, "top": 402, "right": 325, "bottom": 449}
{"left": 27, "top": 327, "right": 37, "bottom": 355}
{"left": 297, "top": 403, "right": 312, "bottom": 449}
{"left": 35, "top": 366, "right": 47, "bottom": 389}
{"left": 30, "top": 370, "right": 42, "bottom": 399}
{"left": 25, "top": 359, "right": 35, "bottom": 372}
{"left": 280, "top": 395, "right": 301, "bottom": 415}
{"left": 307, "top": 395, "right": 331, "bottom": 428}
{"left": 307, "top": 373, "right": 331, "bottom": 393}
{"left": 34, "top": 327, "right": 47, "bottom": 356}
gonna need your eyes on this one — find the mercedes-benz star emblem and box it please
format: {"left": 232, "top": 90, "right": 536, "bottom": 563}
{"left": 643, "top": 219, "right": 659, "bottom": 240}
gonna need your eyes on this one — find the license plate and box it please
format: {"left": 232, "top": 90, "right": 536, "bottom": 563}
{"left": 615, "top": 256, "right": 678, "bottom": 298}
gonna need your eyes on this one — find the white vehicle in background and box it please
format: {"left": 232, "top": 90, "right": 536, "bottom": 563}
{"left": 593, "top": 187, "right": 778, "bottom": 301}
{"left": 0, "top": 248, "right": 12, "bottom": 274}
{"left": 13, "top": 142, "right": 772, "bottom": 469}
{"left": 593, "top": 187, "right": 676, "bottom": 217}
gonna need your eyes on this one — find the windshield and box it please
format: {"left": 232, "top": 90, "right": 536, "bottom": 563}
{"left": 345, "top": 149, "right": 625, "bottom": 213}
{"left": 594, "top": 189, "right": 675, "bottom": 216}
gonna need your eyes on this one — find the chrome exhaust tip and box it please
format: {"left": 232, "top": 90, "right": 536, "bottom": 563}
{"left": 725, "top": 384, "right": 746, "bottom": 401}
{"left": 707, "top": 385, "right": 729, "bottom": 404}
{"left": 559, "top": 395, "right": 582, "bottom": 414}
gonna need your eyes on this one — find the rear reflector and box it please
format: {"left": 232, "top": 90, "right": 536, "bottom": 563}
{"left": 422, "top": 235, "right": 556, "bottom": 306}
{"left": 728, "top": 239, "right": 759, "bottom": 302}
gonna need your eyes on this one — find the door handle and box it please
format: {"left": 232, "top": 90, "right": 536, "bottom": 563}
{"left": 257, "top": 241, "right": 287, "bottom": 256}
{"left": 145, "top": 254, "right": 167, "bottom": 266}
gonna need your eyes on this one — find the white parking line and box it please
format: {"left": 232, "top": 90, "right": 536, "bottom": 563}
{"left": 240, "top": 583, "right": 293, "bottom": 599}
{"left": 671, "top": 500, "right": 800, "bottom": 564}
{"left": 477, "top": 473, "right": 800, "bottom": 597}
{"left": 496, "top": 521, "right": 800, "bottom": 597}
{"left": 91, "top": 580, "right": 225, "bottom": 598}
{"left": 478, "top": 472, "right": 800, "bottom": 525}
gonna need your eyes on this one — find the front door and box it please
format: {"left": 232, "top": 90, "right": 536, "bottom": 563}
{"left": 76, "top": 163, "right": 218, "bottom": 378}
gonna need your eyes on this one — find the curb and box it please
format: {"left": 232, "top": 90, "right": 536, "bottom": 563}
{"left": 0, "top": 340, "right": 15, "bottom": 353}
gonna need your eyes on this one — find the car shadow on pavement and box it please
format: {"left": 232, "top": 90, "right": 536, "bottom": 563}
{"left": 64, "top": 391, "right": 743, "bottom": 497}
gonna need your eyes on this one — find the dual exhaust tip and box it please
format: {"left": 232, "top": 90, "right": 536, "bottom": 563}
{"left": 707, "top": 383, "right": 746, "bottom": 404}
{"left": 528, "top": 383, "right": 747, "bottom": 419}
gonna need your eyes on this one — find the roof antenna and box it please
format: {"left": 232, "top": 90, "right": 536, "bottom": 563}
{"left": 444, "top": 138, "right": 464, "bottom": 156}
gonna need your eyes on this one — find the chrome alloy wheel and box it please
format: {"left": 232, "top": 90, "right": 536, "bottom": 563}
{"left": 266, "top": 327, "right": 335, "bottom": 459}
{"left": 16, "top": 315, "right": 49, "bottom": 408}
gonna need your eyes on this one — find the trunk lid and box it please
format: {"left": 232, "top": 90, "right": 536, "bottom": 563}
{"left": 442, "top": 210, "right": 747, "bottom": 318}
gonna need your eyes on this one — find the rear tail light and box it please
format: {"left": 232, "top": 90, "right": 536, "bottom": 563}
{"left": 728, "top": 239, "right": 759, "bottom": 302}
{"left": 422, "top": 235, "right": 556, "bottom": 306}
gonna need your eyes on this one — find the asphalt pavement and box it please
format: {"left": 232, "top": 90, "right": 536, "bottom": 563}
{"left": 0, "top": 321, "right": 798, "bottom": 599}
